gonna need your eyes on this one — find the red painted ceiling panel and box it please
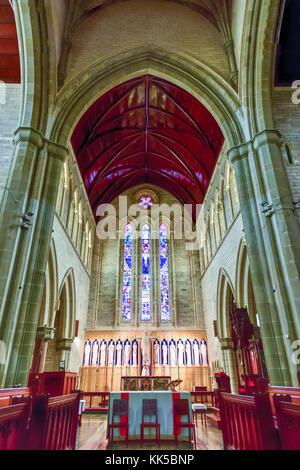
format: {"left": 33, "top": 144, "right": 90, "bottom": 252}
{"left": 71, "top": 75, "right": 224, "bottom": 218}
{"left": 0, "top": 1, "right": 20, "bottom": 83}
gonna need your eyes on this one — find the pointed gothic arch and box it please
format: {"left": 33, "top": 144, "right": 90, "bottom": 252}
{"left": 235, "top": 240, "right": 258, "bottom": 326}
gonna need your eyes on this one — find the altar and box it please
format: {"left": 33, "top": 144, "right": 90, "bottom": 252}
{"left": 107, "top": 391, "right": 194, "bottom": 442}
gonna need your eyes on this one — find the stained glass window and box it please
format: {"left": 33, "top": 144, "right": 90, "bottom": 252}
{"left": 141, "top": 224, "right": 151, "bottom": 321}
{"left": 139, "top": 196, "right": 153, "bottom": 210}
{"left": 159, "top": 224, "right": 171, "bottom": 321}
{"left": 122, "top": 223, "right": 133, "bottom": 321}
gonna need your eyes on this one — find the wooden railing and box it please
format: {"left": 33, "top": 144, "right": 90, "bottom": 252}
{"left": 0, "top": 392, "right": 80, "bottom": 450}
{"left": 218, "top": 391, "right": 280, "bottom": 450}
{"left": 190, "top": 391, "right": 216, "bottom": 407}
{"left": 275, "top": 399, "right": 300, "bottom": 450}
{"left": 80, "top": 392, "right": 110, "bottom": 410}
{"left": 79, "top": 390, "right": 215, "bottom": 410}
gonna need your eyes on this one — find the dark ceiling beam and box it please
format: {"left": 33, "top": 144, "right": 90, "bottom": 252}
{"left": 152, "top": 80, "right": 216, "bottom": 152}
{"left": 84, "top": 131, "right": 144, "bottom": 173}
{"left": 90, "top": 150, "right": 194, "bottom": 186}
{"left": 150, "top": 133, "right": 209, "bottom": 184}
{"left": 150, "top": 131, "right": 212, "bottom": 178}
{"left": 80, "top": 79, "right": 145, "bottom": 149}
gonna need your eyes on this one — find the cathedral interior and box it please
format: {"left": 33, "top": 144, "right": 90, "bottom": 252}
{"left": 0, "top": 0, "right": 300, "bottom": 453}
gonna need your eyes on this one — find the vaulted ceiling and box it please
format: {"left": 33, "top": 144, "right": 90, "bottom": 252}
{"left": 71, "top": 75, "right": 224, "bottom": 215}
{"left": 0, "top": 0, "right": 20, "bottom": 83}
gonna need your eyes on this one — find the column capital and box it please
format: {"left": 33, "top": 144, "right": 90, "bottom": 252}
{"left": 13, "top": 127, "right": 69, "bottom": 162}
{"left": 47, "top": 141, "right": 69, "bottom": 162}
{"left": 252, "top": 129, "right": 282, "bottom": 151}
{"left": 14, "top": 126, "right": 45, "bottom": 150}
{"left": 56, "top": 338, "right": 73, "bottom": 351}
{"left": 219, "top": 337, "right": 233, "bottom": 350}
{"left": 37, "top": 326, "right": 55, "bottom": 341}
{"left": 227, "top": 141, "right": 251, "bottom": 164}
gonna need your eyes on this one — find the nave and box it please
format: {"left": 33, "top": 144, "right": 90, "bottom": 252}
{"left": 0, "top": 0, "right": 300, "bottom": 454}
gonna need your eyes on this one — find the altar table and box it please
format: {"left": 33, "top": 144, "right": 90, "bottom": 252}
{"left": 107, "top": 391, "right": 193, "bottom": 441}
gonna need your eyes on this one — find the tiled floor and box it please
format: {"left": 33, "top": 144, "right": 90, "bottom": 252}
{"left": 76, "top": 413, "right": 224, "bottom": 451}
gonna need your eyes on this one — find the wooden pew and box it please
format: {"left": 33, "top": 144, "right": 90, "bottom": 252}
{"left": 0, "top": 397, "right": 10, "bottom": 408}
{"left": 0, "top": 400, "right": 31, "bottom": 450}
{"left": 274, "top": 398, "right": 300, "bottom": 450}
{"left": 0, "top": 390, "right": 80, "bottom": 450}
{"left": 268, "top": 386, "right": 300, "bottom": 417}
{"left": 0, "top": 387, "right": 31, "bottom": 407}
{"left": 27, "top": 392, "right": 80, "bottom": 450}
{"left": 218, "top": 391, "right": 280, "bottom": 450}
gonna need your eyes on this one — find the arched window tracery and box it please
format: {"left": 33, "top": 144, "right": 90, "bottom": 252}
{"left": 119, "top": 219, "right": 174, "bottom": 325}
{"left": 159, "top": 224, "right": 170, "bottom": 322}
{"left": 141, "top": 224, "right": 151, "bottom": 322}
{"left": 121, "top": 223, "right": 133, "bottom": 321}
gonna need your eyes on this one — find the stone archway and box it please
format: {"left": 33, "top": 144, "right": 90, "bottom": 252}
{"left": 217, "top": 269, "right": 239, "bottom": 393}
{"left": 30, "top": 239, "right": 58, "bottom": 376}
{"left": 44, "top": 269, "right": 76, "bottom": 372}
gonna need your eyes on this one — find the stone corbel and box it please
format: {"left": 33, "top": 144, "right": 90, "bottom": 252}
{"left": 13, "top": 127, "right": 69, "bottom": 163}
{"left": 14, "top": 127, "right": 45, "bottom": 150}
{"left": 47, "top": 141, "right": 69, "bottom": 163}
{"left": 227, "top": 141, "right": 251, "bottom": 164}
{"left": 219, "top": 337, "right": 233, "bottom": 350}
{"left": 56, "top": 338, "right": 73, "bottom": 351}
{"left": 37, "top": 326, "right": 56, "bottom": 341}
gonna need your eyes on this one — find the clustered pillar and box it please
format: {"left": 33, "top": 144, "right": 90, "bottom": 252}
{"left": 228, "top": 130, "right": 300, "bottom": 387}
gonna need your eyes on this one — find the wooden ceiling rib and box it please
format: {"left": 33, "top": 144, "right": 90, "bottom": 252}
{"left": 71, "top": 75, "right": 224, "bottom": 218}
{"left": 0, "top": 0, "right": 20, "bottom": 83}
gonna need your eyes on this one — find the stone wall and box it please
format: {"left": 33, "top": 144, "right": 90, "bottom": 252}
{"left": 49, "top": 214, "right": 92, "bottom": 373}
{"left": 66, "top": 0, "right": 229, "bottom": 84}
{"left": 201, "top": 214, "right": 244, "bottom": 372}
{"left": 0, "top": 84, "right": 21, "bottom": 210}
{"left": 87, "top": 184, "right": 204, "bottom": 331}
{"left": 273, "top": 88, "right": 300, "bottom": 222}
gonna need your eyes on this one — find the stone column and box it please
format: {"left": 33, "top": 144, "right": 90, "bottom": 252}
{"left": 188, "top": 251, "right": 198, "bottom": 328}
{"left": 2, "top": 137, "right": 68, "bottom": 387}
{"left": 56, "top": 338, "right": 73, "bottom": 369}
{"left": 220, "top": 337, "right": 238, "bottom": 393}
{"left": 133, "top": 233, "right": 139, "bottom": 328}
{"left": 170, "top": 231, "right": 178, "bottom": 327}
{"left": 229, "top": 130, "right": 300, "bottom": 386}
{"left": 0, "top": 128, "right": 46, "bottom": 387}
{"left": 153, "top": 237, "right": 159, "bottom": 328}
{"left": 31, "top": 326, "right": 56, "bottom": 375}
{"left": 224, "top": 39, "right": 238, "bottom": 86}
{"left": 114, "top": 233, "right": 121, "bottom": 328}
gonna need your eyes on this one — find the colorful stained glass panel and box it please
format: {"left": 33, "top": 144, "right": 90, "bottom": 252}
{"left": 141, "top": 224, "right": 151, "bottom": 321}
{"left": 139, "top": 196, "right": 153, "bottom": 210}
{"left": 160, "top": 224, "right": 170, "bottom": 321}
{"left": 122, "top": 223, "right": 133, "bottom": 321}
